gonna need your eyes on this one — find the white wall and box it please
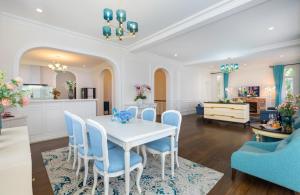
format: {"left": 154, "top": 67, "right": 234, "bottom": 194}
{"left": 0, "top": 14, "right": 181, "bottom": 111}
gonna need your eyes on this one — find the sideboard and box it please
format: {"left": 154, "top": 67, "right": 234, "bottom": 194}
{"left": 0, "top": 126, "right": 32, "bottom": 195}
{"left": 204, "top": 102, "right": 250, "bottom": 125}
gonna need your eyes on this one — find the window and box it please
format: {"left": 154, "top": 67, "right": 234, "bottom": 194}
{"left": 284, "top": 67, "right": 295, "bottom": 97}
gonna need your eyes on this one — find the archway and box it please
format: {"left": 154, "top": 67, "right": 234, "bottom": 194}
{"left": 56, "top": 71, "right": 76, "bottom": 99}
{"left": 154, "top": 68, "right": 168, "bottom": 115}
{"left": 16, "top": 46, "right": 121, "bottom": 108}
{"left": 100, "top": 69, "right": 113, "bottom": 115}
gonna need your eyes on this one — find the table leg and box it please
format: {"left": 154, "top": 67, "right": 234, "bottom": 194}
{"left": 256, "top": 134, "right": 260, "bottom": 142}
{"left": 124, "top": 149, "right": 130, "bottom": 195}
{"left": 170, "top": 135, "right": 175, "bottom": 178}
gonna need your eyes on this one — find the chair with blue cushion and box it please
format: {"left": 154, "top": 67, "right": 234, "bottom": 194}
{"left": 126, "top": 106, "right": 138, "bottom": 119}
{"left": 71, "top": 113, "right": 94, "bottom": 186}
{"left": 87, "top": 119, "right": 143, "bottom": 195}
{"left": 142, "top": 110, "right": 182, "bottom": 180}
{"left": 64, "top": 111, "right": 77, "bottom": 169}
{"left": 231, "top": 128, "right": 300, "bottom": 194}
{"left": 141, "top": 107, "right": 156, "bottom": 122}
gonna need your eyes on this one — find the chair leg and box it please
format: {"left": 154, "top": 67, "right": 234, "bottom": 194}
{"left": 136, "top": 146, "right": 140, "bottom": 154}
{"left": 136, "top": 164, "right": 143, "bottom": 194}
{"left": 175, "top": 150, "right": 180, "bottom": 168}
{"left": 83, "top": 159, "right": 89, "bottom": 186}
{"left": 72, "top": 147, "right": 77, "bottom": 169}
{"left": 141, "top": 145, "right": 147, "bottom": 167}
{"left": 104, "top": 174, "right": 109, "bottom": 195}
{"left": 67, "top": 145, "right": 72, "bottom": 161}
{"left": 231, "top": 168, "right": 237, "bottom": 180}
{"left": 76, "top": 156, "right": 81, "bottom": 177}
{"left": 161, "top": 153, "right": 166, "bottom": 180}
{"left": 92, "top": 166, "right": 98, "bottom": 195}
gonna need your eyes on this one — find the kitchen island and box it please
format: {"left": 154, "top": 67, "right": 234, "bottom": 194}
{"left": 13, "top": 99, "right": 97, "bottom": 143}
{"left": 204, "top": 102, "right": 250, "bottom": 125}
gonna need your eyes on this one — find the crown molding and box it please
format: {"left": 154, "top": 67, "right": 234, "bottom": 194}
{"left": 0, "top": 12, "right": 128, "bottom": 50}
{"left": 128, "top": 0, "right": 269, "bottom": 52}
{"left": 184, "top": 39, "right": 300, "bottom": 66}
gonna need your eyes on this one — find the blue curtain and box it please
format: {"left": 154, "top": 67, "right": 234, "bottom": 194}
{"left": 223, "top": 73, "right": 229, "bottom": 99}
{"left": 273, "top": 65, "right": 284, "bottom": 106}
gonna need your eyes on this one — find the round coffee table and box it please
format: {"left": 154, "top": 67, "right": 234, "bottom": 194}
{"left": 251, "top": 123, "right": 291, "bottom": 142}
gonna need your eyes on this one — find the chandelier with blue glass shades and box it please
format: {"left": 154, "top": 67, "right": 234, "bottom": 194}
{"left": 102, "top": 8, "right": 138, "bottom": 41}
{"left": 220, "top": 63, "right": 239, "bottom": 73}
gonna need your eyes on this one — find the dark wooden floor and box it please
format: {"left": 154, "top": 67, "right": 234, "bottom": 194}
{"left": 31, "top": 114, "right": 294, "bottom": 195}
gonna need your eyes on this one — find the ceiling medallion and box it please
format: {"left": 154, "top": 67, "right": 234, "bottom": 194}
{"left": 102, "top": 8, "right": 138, "bottom": 41}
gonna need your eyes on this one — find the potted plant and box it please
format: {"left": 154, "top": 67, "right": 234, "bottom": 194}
{"left": 134, "top": 84, "right": 151, "bottom": 105}
{"left": 0, "top": 71, "right": 29, "bottom": 133}
{"left": 66, "top": 80, "right": 76, "bottom": 99}
{"left": 278, "top": 100, "right": 298, "bottom": 132}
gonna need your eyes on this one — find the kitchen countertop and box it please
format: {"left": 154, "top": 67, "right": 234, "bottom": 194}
{"left": 30, "top": 98, "right": 98, "bottom": 103}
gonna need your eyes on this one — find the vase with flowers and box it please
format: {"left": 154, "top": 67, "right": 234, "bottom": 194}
{"left": 278, "top": 99, "right": 298, "bottom": 132}
{"left": 66, "top": 80, "right": 76, "bottom": 99}
{"left": 0, "top": 71, "right": 29, "bottom": 134}
{"left": 134, "top": 84, "right": 151, "bottom": 105}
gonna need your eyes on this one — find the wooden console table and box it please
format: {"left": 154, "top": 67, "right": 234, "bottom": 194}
{"left": 204, "top": 102, "right": 249, "bottom": 125}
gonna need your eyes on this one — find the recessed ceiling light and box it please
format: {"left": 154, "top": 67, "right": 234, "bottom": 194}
{"left": 243, "top": 64, "right": 247, "bottom": 66}
{"left": 280, "top": 54, "right": 285, "bottom": 58}
{"left": 174, "top": 53, "right": 178, "bottom": 57}
{"left": 268, "top": 26, "right": 274, "bottom": 31}
{"left": 36, "top": 8, "right": 43, "bottom": 13}
{"left": 82, "top": 65, "right": 86, "bottom": 68}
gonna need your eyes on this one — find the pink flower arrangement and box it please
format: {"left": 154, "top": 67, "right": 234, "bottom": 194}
{"left": 0, "top": 71, "right": 29, "bottom": 113}
{"left": 134, "top": 84, "right": 151, "bottom": 101}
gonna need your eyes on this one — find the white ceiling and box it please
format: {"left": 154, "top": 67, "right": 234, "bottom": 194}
{"left": 1, "top": 0, "right": 300, "bottom": 65}
{"left": 21, "top": 48, "right": 106, "bottom": 68}
{"left": 0, "top": 0, "right": 222, "bottom": 45}
{"left": 147, "top": 0, "right": 300, "bottom": 63}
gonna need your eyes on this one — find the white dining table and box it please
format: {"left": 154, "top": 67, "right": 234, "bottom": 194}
{"left": 91, "top": 115, "right": 176, "bottom": 195}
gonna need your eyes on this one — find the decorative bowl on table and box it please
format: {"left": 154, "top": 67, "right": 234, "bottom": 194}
{"left": 261, "top": 124, "right": 282, "bottom": 131}
{"left": 112, "top": 108, "right": 133, "bottom": 124}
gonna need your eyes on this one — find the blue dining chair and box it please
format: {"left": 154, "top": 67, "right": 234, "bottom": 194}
{"left": 126, "top": 106, "right": 138, "bottom": 119}
{"left": 141, "top": 107, "right": 156, "bottom": 122}
{"left": 71, "top": 113, "right": 94, "bottom": 186}
{"left": 142, "top": 110, "right": 182, "bottom": 180}
{"left": 64, "top": 111, "right": 77, "bottom": 169}
{"left": 87, "top": 119, "right": 143, "bottom": 195}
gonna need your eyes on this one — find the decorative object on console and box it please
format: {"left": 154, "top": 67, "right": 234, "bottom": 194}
{"left": 66, "top": 80, "right": 76, "bottom": 99}
{"left": 102, "top": 8, "right": 138, "bottom": 41}
{"left": 134, "top": 84, "right": 151, "bottom": 104}
{"left": 52, "top": 88, "right": 61, "bottom": 99}
{"left": 0, "top": 71, "right": 29, "bottom": 133}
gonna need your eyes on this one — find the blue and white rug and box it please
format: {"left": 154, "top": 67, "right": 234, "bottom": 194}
{"left": 42, "top": 147, "right": 223, "bottom": 195}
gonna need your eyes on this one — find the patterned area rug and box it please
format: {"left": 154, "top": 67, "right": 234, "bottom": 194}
{"left": 42, "top": 147, "right": 223, "bottom": 195}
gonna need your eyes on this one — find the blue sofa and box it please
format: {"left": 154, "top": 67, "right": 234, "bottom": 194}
{"left": 231, "top": 129, "right": 300, "bottom": 193}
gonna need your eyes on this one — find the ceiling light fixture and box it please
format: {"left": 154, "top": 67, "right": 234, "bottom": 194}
{"left": 280, "top": 54, "right": 285, "bottom": 58}
{"left": 268, "top": 26, "right": 274, "bottom": 31}
{"left": 36, "top": 8, "right": 43, "bottom": 13}
{"left": 174, "top": 53, "right": 178, "bottom": 57}
{"left": 102, "top": 8, "right": 138, "bottom": 41}
{"left": 48, "top": 56, "right": 67, "bottom": 72}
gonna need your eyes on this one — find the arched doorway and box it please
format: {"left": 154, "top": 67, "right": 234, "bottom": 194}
{"left": 56, "top": 71, "right": 76, "bottom": 99}
{"left": 154, "top": 68, "right": 168, "bottom": 115}
{"left": 101, "top": 69, "right": 113, "bottom": 115}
